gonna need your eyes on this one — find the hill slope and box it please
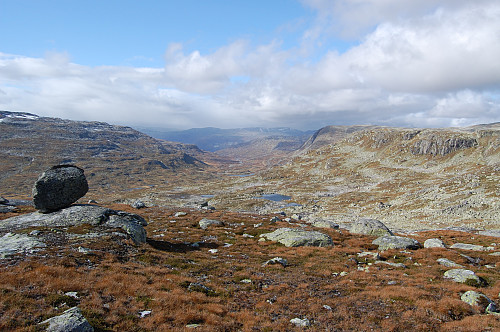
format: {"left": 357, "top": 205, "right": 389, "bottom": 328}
{"left": 188, "top": 124, "right": 500, "bottom": 232}
{"left": 0, "top": 111, "right": 211, "bottom": 198}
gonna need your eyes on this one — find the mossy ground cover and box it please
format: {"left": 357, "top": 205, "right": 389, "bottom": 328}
{"left": 0, "top": 204, "right": 499, "bottom": 331}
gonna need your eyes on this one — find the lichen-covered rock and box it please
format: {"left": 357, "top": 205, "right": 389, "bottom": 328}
{"left": 199, "top": 218, "right": 224, "bottom": 230}
{"left": 350, "top": 218, "right": 393, "bottom": 236}
{"left": 437, "top": 258, "right": 463, "bottom": 268}
{"left": 310, "top": 220, "right": 339, "bottom": 229}
{"left": 290, "top": 318, "right": 310, "bottom": 327}
{"left": 444, "top": 269, "right": 482, "bottom": 285}
{"left": 372, "top": 235, "right": 421, "bottom": 250}
{"left": 450, "top": 243, "right": 493, "bottom": 251}
{"left": 0, "top": 233, "right": 46, "bottom": 259}
{"left": 131, "top": 200, "right": 146, "bottom": 209}
{"left": 424, "top": 238, "right": 446, "bottom": 248}
{"left": 263, "top": 257, "right": 288, "bottom": 267}
{"left": 0, "top": 205, "right": 147, "bottom": 244}
{"left": 260, "top": 228, "right": 332, "bottom": 247}
{"left": 32, "top": 165, "right": 88, "bottom": 213}
{"left": 460, "top": 291, "right": 498, "bottom": 313}
{"left": 40, "top": 306, "right": 94, "bottom": 332}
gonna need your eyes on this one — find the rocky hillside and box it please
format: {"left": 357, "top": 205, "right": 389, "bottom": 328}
{"left": 0, "top": 111, "right": 212, "bottom": 198}
{"left": 176, "top": 124, "right": 500, "bottom": 233}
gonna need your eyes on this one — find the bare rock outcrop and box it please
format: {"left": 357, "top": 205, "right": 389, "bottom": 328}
{"left": 411, "top": 135, "right": 477, "bottom": 156}
{"left": 33, "top": 165, "right": 88, "bottom": 213}
{"left": 0, "top": 205, "right": 147, "bottom": 244}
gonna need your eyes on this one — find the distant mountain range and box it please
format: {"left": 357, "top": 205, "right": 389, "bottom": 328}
{"left": 134, "top": 126, "right": 315, "bottom": 152}
{"left": 0, "top": 111, "right": 214, "bottom": 197}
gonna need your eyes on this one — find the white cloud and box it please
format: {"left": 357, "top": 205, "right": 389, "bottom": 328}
{"left": 1, "top": 1, "right": 500, "bottom": 130}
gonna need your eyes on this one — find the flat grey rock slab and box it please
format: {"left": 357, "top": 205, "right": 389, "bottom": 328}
{"left": 260, "top": 228, "right": 332, "bottom": 247}
{"left": 40, "top": 307, "right": 93, "bottom": 332}
{"left": 437, "top": 258, "right": 463, "bottom": 268}
{"left": 477, "top": 230, "right": 500, "bottom": 237}
{"left": 372, "top": 235, "right": 421, "bottom": 250}
{"left": 350, "top": 218, "right": 393, "bottom": 236}
{"left": 0, "top": 232, "right": 46, "bottom": 259}
{"left": 0, "top": 205, "right": 147, "bottom": 244}
{"left": 450, "top": 243, "right": 494, "bottom": 251}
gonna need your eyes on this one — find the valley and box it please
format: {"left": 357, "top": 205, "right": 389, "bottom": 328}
{"left": 1, "top": 111, "right": 499, "bottom": 331}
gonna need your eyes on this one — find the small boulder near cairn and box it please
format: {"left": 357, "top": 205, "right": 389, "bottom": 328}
{"left": 32, "top": 165, "right": 88, "bottom": 213}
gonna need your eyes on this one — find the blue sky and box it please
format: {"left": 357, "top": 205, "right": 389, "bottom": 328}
{"left": 1, "top": 0, "right": 500, "bottom": 129}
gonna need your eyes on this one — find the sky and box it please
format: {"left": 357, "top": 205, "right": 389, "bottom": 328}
{"left": 1, "top": 0, "right": 500, "bottom": 130}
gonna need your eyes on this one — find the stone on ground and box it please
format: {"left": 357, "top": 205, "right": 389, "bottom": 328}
{"left": 199, "top": 218, "right": 224, "bottom": 230}
{"left": 437, "top": 258, "right": 463, "bottom": 268}
{"left": 424, "top": 238, "right": 446, "bottom": 248}
{"left": 450, "top": 243, "right": 493, "bottom": 251}
{"left": 350, "top": 218, "right": 394, "bottom": 236}
{"left": 260, "top": 228, "right": 332, "bottom": 247}
{"left": 372, "top": 235, "right": 421, "bottom": 250}
{"left": 39, "top": 306, "right": 94, "bottom": 332}
{"left": 460, "top": 291, "right": 498, "bottom": 314}
{"left": 32, "top": 165, "right": 88, "bottom": 213}
{"left": 444, "top": 269, "right": 482, "bottom": 285}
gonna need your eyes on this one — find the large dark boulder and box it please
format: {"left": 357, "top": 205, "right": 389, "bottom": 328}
{"left": 32, "top": 165, "right": 88, "bottom": 213}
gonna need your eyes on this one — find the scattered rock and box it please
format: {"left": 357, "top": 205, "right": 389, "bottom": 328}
{"left": 372, "top": 236, "right": 421, "bottom": 251}
{"left": 138, "top": 310, "right": 152, "bottom": 318}
{"left": 477, "top": 230, "right": 500, "bottom": 238}
{"left": 424, "top": 238, "right": 446, "bottom": 248}
{"left": 0, "top": 232, "right": 46, "bottom": 259}
{"left": 260, "top": 228, "right": 332, "bottom": 247}
{"left": 0, "top": 205, "right": 147, "bottom": 244}
{"left": 187, "top": 282, "right": 217, "bottom": 296}
{"left": 87, "top": 200, "right": 97, "bottom": 204}
{"left": 358, "top": 252, "right": 381, "bottom": 260}
{"left": 270, "top": 216, "right": 280, "bottom": 223}
{"left": 310, "top": 220, "right": 339, "bottom": 229}
{"left": 131, "top": 200, "right": 146, "bottom": 209}
{"left": 39, "top": 306, "right": 94, "bottom": 332}
{"left": 199, "top": 218, "right": 224, "bottom": 230}
{"left": 460, "top": 291, "right": 498, "bottom": 313}
{"left": 263, "top": 257, "right": 288, "bottom": 267}
{"left": 290, "top": 317, "right": 310, "bottom": 327}
{"left": 0, "top": 205, "right": 16, "bottom": 213}
{"left": 374, "top": 261, "right": 406, "bottom": 268}
{"left": 450, "top": 243, "right": 494, "bottom": 251}
{"left": 174, "top": 212, "right": 187, "bottom": 217}
{"left": 444, "top": 269, "right": 483, "bottom": 285}
{"left": 350, "top": 218, "right": 394, "bottom": 236}
{"left": 437, "top": 258, "right": 463, "bottom": 268}
{"left": 32, "top": 165, "right": 89, "bottom": 213}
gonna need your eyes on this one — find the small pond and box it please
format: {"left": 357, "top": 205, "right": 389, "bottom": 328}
{"left": 254, "top": 194, "right": 292, "bottom": 202}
